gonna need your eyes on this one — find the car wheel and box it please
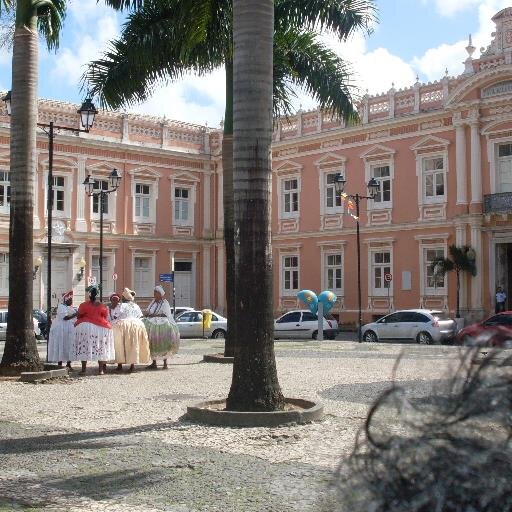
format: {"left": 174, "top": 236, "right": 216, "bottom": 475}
{"left": 416, "top": 331, "right": 433, "bottom": 345}
{"left": 211, "top": 329, "right": 226, "bottom": 339}
{"left": 363, "top": 330, "right": 378, "bottom": 343}
{"left": 312, "top": 330, "right": 318, "bottom": 340}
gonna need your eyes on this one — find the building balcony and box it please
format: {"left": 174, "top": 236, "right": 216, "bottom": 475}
{"left": 484, "top": 192, "right": 512, "bottom": 214}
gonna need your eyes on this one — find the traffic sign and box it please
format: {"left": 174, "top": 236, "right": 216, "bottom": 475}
{"left": 384, "top": 273, "right": 392, "bottom": 283}
{"left": 160, "top": 273, "right": 174, "bottom": 283}
{"left": 112, "top": 273, "right": 118, "bottom": 281}
{"left": 87, "top": 276, "right": 97, "bottom": 286}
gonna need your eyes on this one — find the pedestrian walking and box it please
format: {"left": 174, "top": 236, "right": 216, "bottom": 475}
{"left": 113, "top": 288, "right": 151, "bottom": 372}
{"left": 73, "top": 285, "right": 114, "bottom": 375}
{"left": 48, "top": 290, "right": 77, "bottom": 369}
{"left": 143, "top": 285, "right": 180, "bottom": 370}
{"left": 496, "top": 286, "right": 507, "bottom": 313}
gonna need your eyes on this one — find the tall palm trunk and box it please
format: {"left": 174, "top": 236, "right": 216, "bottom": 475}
{"left": 0, "top": 2, "right": 41, "bottom": 372}
{"left": 227, "top": 0, "right": 284, "bottom": 411}
{"left": 222, "top": 59, "right": 235, "bottom": 358}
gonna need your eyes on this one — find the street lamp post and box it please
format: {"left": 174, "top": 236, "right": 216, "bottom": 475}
{"left": 334, "top": 174, "right": 380, "bottom": 343}
{"left": 83, "top": 169, "right": 122, "bottom": 301}
{"left": 2, "top": 91, "right": 98, "bottom": 342}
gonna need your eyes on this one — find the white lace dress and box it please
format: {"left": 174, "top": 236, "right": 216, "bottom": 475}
{"left": 48, "top": 304, "right": 76, "bottom": 362}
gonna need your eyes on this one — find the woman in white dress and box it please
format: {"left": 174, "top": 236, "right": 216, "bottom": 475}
{"left": 142, "top": 285, "right": 180, "bottom": 370}
{"left": 113, "top": 288, "right": 151, "bottom": 372}
{"left": 48, "top": 290, "right": 77, "bottom": 369}
{"left": 73, "top": 285, "right": 114, "bottom": 375}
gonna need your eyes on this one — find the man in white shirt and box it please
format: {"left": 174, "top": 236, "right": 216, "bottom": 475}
{"left": 496, "top": 287, "right": 507, "bottom": 313}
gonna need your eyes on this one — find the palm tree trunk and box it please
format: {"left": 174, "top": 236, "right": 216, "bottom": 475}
{"left": 227, "top": 0, "right": 284, "bottom": 411}
{"left": 456, "top": 268, "right": 460, "bottom": 318}
{"left": 222, "top": 59, "right": 235, "bottom": 358}
{"left": 0, "top": 3, "right": 41, "bottom": 373}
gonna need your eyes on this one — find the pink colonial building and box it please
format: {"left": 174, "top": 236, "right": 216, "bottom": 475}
{"left": 0, "top": 8, "right": 512, "bottom": 324}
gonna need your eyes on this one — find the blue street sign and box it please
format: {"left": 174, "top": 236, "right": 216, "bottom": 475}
{"left": 160, "top": 273, "right": 174, "bottom": 283}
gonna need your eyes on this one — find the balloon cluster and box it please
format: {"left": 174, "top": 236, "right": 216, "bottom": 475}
{"left": 297, "top": 289, "right": 337, "bottom": 315}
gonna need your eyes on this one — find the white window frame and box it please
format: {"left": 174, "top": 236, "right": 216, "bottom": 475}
{"left": 90, "top": 253, "right": 115, "bottom": 297}
{"left": 421, "top": 153, "right": 447, "bottom": 204}
{"left": 43, "top": 172, "right": 72, "bottom": 220}
{"left": 281, "top": 254, "right": 299, "bottom": 296}
{"left": 423, "top": 246, "right": 447, "bottom": 295}
{"left": 90, "top": 178, "right": 116, "bottom": 221}
{"left": 369, "top": 248, "right": 392, "bottom": 296}
{"left": 279, "top": 176, "right": 300, "bottom": 219}
{"left": 322, "top": 171, "right": 343, "bottom": 215}
{"left": 173, "top": 185, "right": 194, "bottom": 226}
{"left": 132, "top": 254, "right": 155, "bottom": 297}
{"left": 0, "top": 170, "right": 10, "bottom": 215}
{"left": 369, "top": 162, "right": 392, "bottom": 209}
{"left": 0, "top": 252, "right": 8, "bottom": 296}
{"left": 323, "top": 251, "right": 343, "bottom": 293}
{"left": 133, "top": 181, "right": 155, "bottom": 224}
{"left": 497, "top": 142, "right": 512, "bottom": 193}
{"left": 52, "top": 175, "right": 67, "bottom": 216}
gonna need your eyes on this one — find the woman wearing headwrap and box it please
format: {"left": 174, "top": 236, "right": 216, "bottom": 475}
{"left": 142, "top": 285, "right": 180, "bottom": 369}
{"left": 113, "top": 288, "right": 151, "bottom": 372}
{"left": 73, "top": 285, "right": 114, "bottom": 375}
{"left": 48, "top": 290, "right": 77, "bottom": 369}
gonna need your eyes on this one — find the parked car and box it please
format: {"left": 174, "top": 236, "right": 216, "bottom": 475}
{"left": 361, "top": 309, "right": 457, "bottom": 345}
{"left": 32, "top": 309, "right": 48, "bottom": 339}
{"left": 171, "top": 306, "right": 195, "bottom": 319}
{"left": 0, "top": 310, "right": 42, "bottom": 341}
{"left": 175, "top": 310, "right": 227, "bottom": 338}
{"left": 274, "top": 310, "right": 338, "bottom": 340}
{"left": 455, "top": 312, "right": 512, "bottom": 348}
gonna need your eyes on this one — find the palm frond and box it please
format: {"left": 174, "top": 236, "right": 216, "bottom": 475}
{"left": 274, "top": 0, "right": 377, "bottom": 40}
{"left": 101, "top": 0, "right": 145, "bottom": 10}
{"left": 273, "top": 28, "right": 357, "bottom": 121}
{"left": 36, "top": 0, "right": 66, "bottom": 50}
{"left": 430, "top": 257, "right": 454, "bottom": 276}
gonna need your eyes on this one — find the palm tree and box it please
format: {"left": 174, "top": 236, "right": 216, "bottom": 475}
{"left": 431, "top": 245, "right": 477, "bottom": 319}
{"left": 226, "top": 0, "right": 282, "bottom": 410}
{"left": 85, "top": 0, "right": 376, "bottom": 359}
{"left": 0, "top": 0, "right": 65, "bottom": 374}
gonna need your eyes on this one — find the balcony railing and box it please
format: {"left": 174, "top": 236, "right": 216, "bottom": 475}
{"left": 484, "top": 192, "right": 512, "bottom": 214}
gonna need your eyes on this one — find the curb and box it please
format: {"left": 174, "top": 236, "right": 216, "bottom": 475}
{"left": 20, "top": 368, "right": 68, "bottom": 383}
{"left": 186, "top": 397, "right": 324, "bottom": 427}
{"left": 202, "top": 353, "right": 234, "bottom": 364}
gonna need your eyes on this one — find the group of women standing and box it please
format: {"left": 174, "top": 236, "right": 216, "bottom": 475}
{"left": 48, "top": 284, "right": 180, "bottom": 375}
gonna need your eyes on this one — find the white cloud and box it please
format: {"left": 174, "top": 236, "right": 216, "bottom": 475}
{"left": 425, "top": 0, "right": 481, "bottom": 17}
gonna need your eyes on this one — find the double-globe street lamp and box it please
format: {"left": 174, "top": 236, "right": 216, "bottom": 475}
{"left": 333, "top": 173, "right": 380, "bottom": 343}
{"left": 2, "top": 90, "right": 98, "bottom": 338}
{"left": 83, "top": 170, "right": 122, "bottom": 302}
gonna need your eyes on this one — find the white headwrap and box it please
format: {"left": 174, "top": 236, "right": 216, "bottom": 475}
{"left": 154, "top": 285, "right": 165, "bottom": 296}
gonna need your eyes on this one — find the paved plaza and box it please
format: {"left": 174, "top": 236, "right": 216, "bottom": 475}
{"left": 0, "top": 339, "right": 464, "bottom": 511}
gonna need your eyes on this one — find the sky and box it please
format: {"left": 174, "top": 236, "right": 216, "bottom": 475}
{"left": 0, "top": 0, "right": 510, "bottom": 128}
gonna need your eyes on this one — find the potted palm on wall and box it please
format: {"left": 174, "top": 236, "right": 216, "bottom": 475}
{"left": 431, "top": 244, "right": 477, "bottom": 327}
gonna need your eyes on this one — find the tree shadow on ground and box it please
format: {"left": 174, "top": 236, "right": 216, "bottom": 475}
{"left": 0, "top": 420, "right": 184, "bottom": 455}
{"left": 320, "top": 378, "right": 451, "bottom": 405}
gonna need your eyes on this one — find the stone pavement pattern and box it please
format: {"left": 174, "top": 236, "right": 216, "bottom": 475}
{"left": 0, "top": 340, "right": 463, "bottom": 511}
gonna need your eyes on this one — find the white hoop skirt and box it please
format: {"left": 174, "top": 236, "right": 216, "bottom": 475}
{"left": 48, "top": 319, "right": 75, "bottom": 362}
{"left": 73, "top": 322, "right": 115, "bottom": 361}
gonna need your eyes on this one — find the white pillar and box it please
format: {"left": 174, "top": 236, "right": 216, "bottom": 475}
{"left": 216, "top": 243, "right": 225, "bottom": 314}
{"left": 203, "top": 171, "right": 211, "bottom": 236}
{"left": 76, "top": 157, "right": 87, "bottom": 232}
{"left": 470, "top": 221, "right": 482, "bottom": 310}
{"left": 33, "top": 167, "right": 40, "bottom": 230}
{"left": 455, "top": 223, "right": 467, "bottom": 311}
{"left": 455, "top": 123, "right": 468, "bottom": 204}
{"left": 203, "top": 246, "right": 211, "bottom": 308}
{"left": 470, "top": 120, "right": 482, "bottom": 204}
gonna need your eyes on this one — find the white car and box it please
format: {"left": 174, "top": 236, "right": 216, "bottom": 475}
{"left": 171, "top": 306, "right": 195, "bottom": 319}
{"left": 274, "top": 310, "right": 339, "bottom": 340}
{"left": 0, "top": 310, "right": 41, "bottom": 341}
{"left": 361, "top": 309, "right": 457, "bottom": 344}
{"left": 175, "top": 310, "right": 227, "bottom": 339}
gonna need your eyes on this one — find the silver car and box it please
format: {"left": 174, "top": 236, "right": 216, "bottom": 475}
{"left": 274, "top": 310, "right": 339, "bottom": 340}
{"left": 361, "top": 309, "right": 456, "bottom": 344}
{"left": 175, "top": 310, "right": 227, "bottom": 339}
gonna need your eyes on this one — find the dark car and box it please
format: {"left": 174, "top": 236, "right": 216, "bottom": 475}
{"left": 455, "top": 312, "right": 512, "bottom": 348}
{"left": 32, "top": 309, "right": 48, "bottom": 339}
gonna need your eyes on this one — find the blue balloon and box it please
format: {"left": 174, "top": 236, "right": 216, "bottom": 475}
{"left": 318, "top": 290, "right": 337, "bottom": 315}
{"left": 297, "top": 290, "right": 318, "bottom": 314}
